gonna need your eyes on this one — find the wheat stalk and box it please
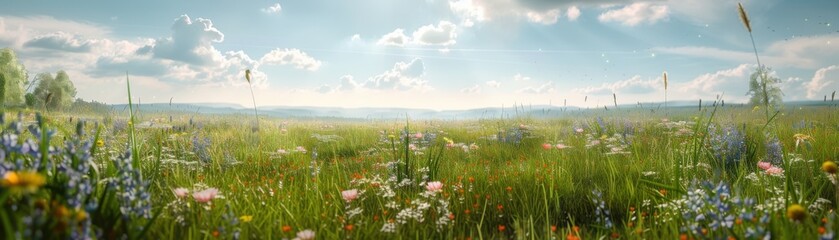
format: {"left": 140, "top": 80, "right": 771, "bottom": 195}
{"left": 245, "top": 69, "right": 259, "bottom": 132}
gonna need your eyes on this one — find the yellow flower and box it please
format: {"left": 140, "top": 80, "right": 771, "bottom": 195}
{"left": 752, "top": 106, "right": 760, "bottom": 112}
{"left": 96, "top": 139, "right": 105, "bottom": 148}
{"left": 443, "top": 137, "right": 454, "bottom": 145}
{"left": 239, "top": 215, "right": 253, "bottom": 223}
{"left": 786, "top": 204, "right": 807, "bottom": 221}
{"left": 75, "top": 210, "right": 89, "bottom": 222}
{"left": 822, "top": 161, "right": 838, "bottom": 174}
{"left": 1, "top": 171, "right": 46, "bottom": 193}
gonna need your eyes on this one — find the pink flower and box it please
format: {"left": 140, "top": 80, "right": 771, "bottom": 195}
{"left": 766, "top": 166, "right": 784, "bottom": 175}
{"left": 575, "top": 128, "right": 584, "bottom": 134}
{"left": 542, "top": 143, "right": 553, "bottom": 150}
{"left": 342, "top": 189, "right": 359, "bottom": 202}
{"left": 173, "top": 188, "right": 189, "bottom": 198}
{"left": 296, "top": 229, "right": 315, "bottom": 240}
{"left": 555, "top": 144, "right": 570, "bottom": 149}
{"left": 757, "top": 161, "right": 772, "bottom": 170}
{"left": 414, "top": 132, "right": 423, "bottom": 139}
{"left": 426, "top": 181, "right": 443, "bottom": 192}
{"left": 295, "top": 146, "right": 307, "bottom": 153}
{"left": 193, "top": 188, "right": 219, "bottom": 203}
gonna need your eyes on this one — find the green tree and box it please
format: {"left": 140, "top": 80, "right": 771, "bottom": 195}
{"left": 0, "top": 73, "right": 6, "bottom": 111}
{"left": 33, "top": 71, "right": 77, "bottom": 110}
{"left": 0, "top": 48, "right": 27, "bottom": 106}
{"left": 746, "top": 66, "right": 783, "bottom": 109}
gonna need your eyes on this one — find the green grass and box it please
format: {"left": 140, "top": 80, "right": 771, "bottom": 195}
{"left": 1, "top": 104, "right": 839, "bottom": 239}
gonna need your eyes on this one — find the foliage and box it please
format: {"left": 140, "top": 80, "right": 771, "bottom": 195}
{"left": 32, "top": 70, "right": 78, "bottom": 110}
{"left": 746, "top": 66, "right": 783, "bottom": 109}
{"left": 0, "top": 48, "right": 26, "bottom": 106}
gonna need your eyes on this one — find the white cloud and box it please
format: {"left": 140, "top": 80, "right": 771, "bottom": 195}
{"left": 22, "top": 31, "right": 93, "bottom": 52}
{"left": 260, "top": 48, "right": 322, "bottom": 71}
{"left": 365, "top": 58, "right": 430, "bottom": 91}
{"left": 779, "top": 77, "right": 807, "bottom": 101}
{"left": 377, "top": 29, "right": 410, "bottom": 47}
{"left": 412, "top": 21, "right": 457, "bottom": 46}
{"left": 351, "top": 34, "right": 361, "bottom": 42}
{"left": 485, "top": 80, "right": 501, "bottom": 88}
{"left": 806, "top": 65, "right": 839, "bottom": 99}
{"left": 139, "top": 15, "right": 225, "bottom": 66}
{"left": 680, "top": 64, "right": 752, "bottom": 93}
{"left": 598, "top": 2, "right": 669, "bottom": 26}
{"left": 449, "top": 0, "right": 487, "bottom": 27}
{"left": 518, "top": 81, "right": 554, "bottom": 94}
{"left": 574, "top": 75, "right": 659, "bottom": 95}
{"left": 513, "top": 73, "right": 531, "bottom": 82}
{"left": 566, "top": 6, "right": 581, "bottom": 21}
{"left": 378, "top": 21, "right": 459, "bottom": 47}
{"left": 460, "top": 85, "right": 481, "bottom": 93}
{"left": 526, "top": 9, "right": 561, "bottom": 25}
{"left": 315, "top": 84, "right": 334, "bottom": 94}
{"left": 262, "top": 3, "right": 282, "bottom": 14}
{"left": 338, "top": 75, "right": 361, "bottom": 91}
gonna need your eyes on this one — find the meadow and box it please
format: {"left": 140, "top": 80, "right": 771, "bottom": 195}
{"left": 1, "top": 101, "right": 838, "bottom": 240}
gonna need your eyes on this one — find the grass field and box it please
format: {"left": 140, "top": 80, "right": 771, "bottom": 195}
{"left": 1, "top": 103, "right": 838, "bottom": 239}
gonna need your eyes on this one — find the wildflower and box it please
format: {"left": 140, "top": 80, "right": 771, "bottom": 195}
{"left": 193, "top": 188, "right": 219, "bottom": 203}
{"left": 794, "top": 133, "right": 813, "bottom": 150}
{"left": 505, "top": 186, "right": 513, "bottom": 192}
{"left": 426, "top": 181, "right": 443, "bottom": 192}
{"left": 823, "top": 161, "right": 838, "bottom": 174}
{"left": 344, "top": 224, "right": 354, "bottom": 231}
{"left": 296, "top": 229, "right": 315, "bottom": 240}
{"left": 542, "top": 143, "right": 553, "bottom": 150}
{"left": 498, "top": 225, "right": 506, "bottom": 232}
{"left": 277, "top": 149, "right": 288, "bottom": 155}
{"left": 469, "top": 143, "right": 479, "bottom": 150}
{"left": 96, "top": 139, "right": 105, "bottom": 147}
{"left": 1, "top": 171, "right": 46, "bottom": 193}
{"left": 757, "top": 161, "right": 772, "bottom": 170}
{"left": 342, "top": 189, "right": 359, "bottom": 202}
{"left": 295, "top": 146, "right": 307, "bottom": 153}
{"left": 575, "top": 128, "right": 584, "bottom": 134}
{"left": 173, "top": 188, "right": 190, "bottom": 198}
{"left": 555, "top": 144, "right": 570, "bottom": 149}
{"left": 787, "top": 204, "right": 807, "bottom": 221}
{"left": 414, "top": 132, "right": 423, "bottom": 139}
{"left": 766, "top": 166, "right": 784, "bottom": 175}
{"left": 282, "top": 225, "right": 292, "bottom": 232}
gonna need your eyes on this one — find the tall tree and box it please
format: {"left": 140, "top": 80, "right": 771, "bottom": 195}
{"left": 0, "top": 48, "right": 27, "bottom": 106}
{"left": 33, "top": 71, "right": 77, "bottom": 110}
{"left": 746, "top": 66, "right": 783, "bottom": 109}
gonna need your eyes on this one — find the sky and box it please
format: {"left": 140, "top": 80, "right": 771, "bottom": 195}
{"left": 0, "top": 0, "right": 837, "bottom": 110}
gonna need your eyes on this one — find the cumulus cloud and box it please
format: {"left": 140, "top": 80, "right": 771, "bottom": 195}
{"left": 262, "top": 3, "right": 282, "bottom": 14}
{"left": 315, "top": 84, "right": 334, "bottom": 94}
{"left": 350, "top": 34, "right": 361, "bottom": 42}
{"left": 574, "top": 75, "right": 659, "bottom": 95}
{"left": 680, "top": 64, "right": 752, "bottom": 93}
{"left": 460, "top": 85, "right": 481, "bottom": 93}
{"left": 365, "top": 58, "right": 429, "bottom": 91}
{"left": 260, "top": 48, "right": 322, "bottom": 71}
{"left": 378, "top": 21, "right": 458, "bottom": 47}
{"left": 449, "top": 0, "right": 487, "bottom": 27}
{"left": 412, "top": 21, "right": 457, "bottom": 46}
{"left": 139, "top": 15, "right": 224, "bottom": 66}
{"left": 526, "top": 9, "right": 561, "bottom": 25}
{"left": 518, "top": 81, "right": 554, "bottom": 94}
{"left": 377, "top": 29, "right": 410, "bottom": 47}
{"left": 598, "top": 2, "right": 669, "bottom": 26}
{"left": 513, "top": 73, "right": 531, "bottom": 82}
{"left": 566, "top": 6, "right": 581, "bottom": 21}
{"left": 338, "top": 75, "right": 361, "bottom": 91}
{"left": 23, "top": 32, "right": 93, "bottom": 52}
{"left": 485, "top": 80, "right": 501, "bottom": 88}
{"left": 806, "top": 65, "right": 839, "bottom": 99}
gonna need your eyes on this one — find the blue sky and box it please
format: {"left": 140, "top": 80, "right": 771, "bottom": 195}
{"left": 1, "top": 0, "right": 837, "bottom": 110}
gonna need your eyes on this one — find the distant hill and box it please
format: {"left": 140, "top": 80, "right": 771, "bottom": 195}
{"left": 110, "top": 100, "right": 836, "bottom": 120}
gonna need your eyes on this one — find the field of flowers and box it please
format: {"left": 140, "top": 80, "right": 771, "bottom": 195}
{"left": 1, "top": 104, "right": 838, "bottom": 239}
